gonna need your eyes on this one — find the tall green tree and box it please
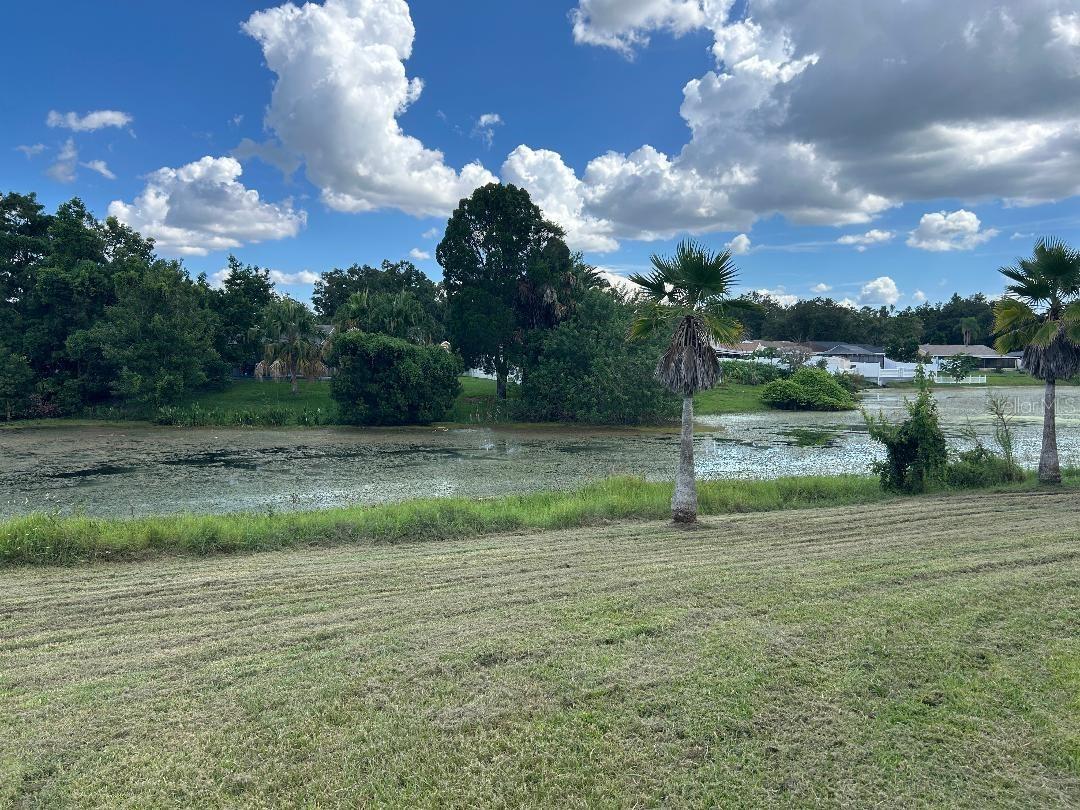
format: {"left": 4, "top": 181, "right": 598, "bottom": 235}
{"left": 993, "top": 238, "right": 1080, "bottom": 484}
{"left": 628, "top": 240, "right": 748, "bottom": 523}
{"left": 312, "top": 259, "right": 443, "bottom": 334}
{"left": 437, "top": 183, "right": 574, "bottom": 399}
{"left": 212, "top": 255, "right": 276, "bottom": 373}
{"left": 69, "top": 259, "right": 225, "bottom": 408}
{"left": 260, "top": 297, "right": 320, "bottom": 394}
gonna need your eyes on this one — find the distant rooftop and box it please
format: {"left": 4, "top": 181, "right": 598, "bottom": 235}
{"left": 920, "top": 344, "right": 1004, "bottom": 358}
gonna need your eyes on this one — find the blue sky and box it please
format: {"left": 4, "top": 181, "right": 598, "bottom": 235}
{"left": 5, "top": 1, "right": 1080, "bottom": 307}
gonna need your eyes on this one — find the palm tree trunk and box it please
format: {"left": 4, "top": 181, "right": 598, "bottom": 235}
{"left": 291, "top": 367, "right": 299, "bottom": 395}
{"left": 671, "top": 395, "right": 698, "bottom": 523}
{"left": 495, "top": 353, "right": 508, "bottom": 401}
{"left": 1039, "top": 378, "right": 1061, "bottom": 484}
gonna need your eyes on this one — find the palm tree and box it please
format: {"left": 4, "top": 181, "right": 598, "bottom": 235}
{"left": 993, "top": 238, "right": 1080, "bottom": 484}
{"left": 261, "top": 297, "right": 320, "bottom": 394}
{"left": 628, "top": 240, "right": 748, "bottom": 523}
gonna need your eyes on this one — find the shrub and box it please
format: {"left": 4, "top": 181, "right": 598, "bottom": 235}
{"left": 327, "top": 331, "right": 462, "bottom": 425}
{"left": 865, "top": 372, "right": 947, "bottom": 493}
{"left": 719, "top": 360, "right": 785, "bottom": 385}
{"left": 761, "top": 367, "right": 857, "bottom": 411}
{"left": 520, "top": 290, "right": 678, "bottom": 425}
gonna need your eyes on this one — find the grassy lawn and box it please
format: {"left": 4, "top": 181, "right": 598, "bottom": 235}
{"left": 694, "top": 382, "right": 769, "bottom": 415}
{"left": 3, "top": 488, "right": 1078, "bottom": 806}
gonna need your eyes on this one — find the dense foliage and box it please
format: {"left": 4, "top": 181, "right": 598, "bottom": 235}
{"left": 865, "top": 374, "right": 948, "bottom": 493}
{"left": 761, "top": 368, "right": 858, "bottom": 411}
{"left": 719, "top": 360, "right": 785, "bottom": 385}
{"left": 438, "top": 183, "right": 594, "bottom": 398}
{"left": 326, "top": 331, "right": 462, "bottom": 425}
{"left": 520, "top": 290, "right": 678, "bottom": 425}
{"left": 312, "top": 259, "right": 443, "bottom": 335}
{"left": 737, "top": 291, "right": 995, "bottom": 348}
{"left": 1, "top": 193, "right": 229, "bottom": 414}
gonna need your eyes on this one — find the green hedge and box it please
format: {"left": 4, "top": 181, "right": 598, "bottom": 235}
{"left": 761, "top": 367, "right": 858, "bottom": 411}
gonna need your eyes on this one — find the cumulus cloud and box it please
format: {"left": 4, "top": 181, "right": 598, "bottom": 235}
{"left": 269, "top": 269, "right": 320, "bottom": 285}
{"left": 408, "top": 248, "right": 431, "bottom": 260}
{"left": 502, "top": 146, "right": 618, "bottom": 252}
{"left": 756, "top": 287, "right": 798, "bottom": 307}
{"left": 16, "top": 144, "right": 45, "bottom": 159}
{"left": 421, "top": 227, "right": 440, "bottom": 240}
{"left": 837, "top": 229, "right": 894, "bottom": 251}
{"left": 595, "top": 268, "right": 640, "bottom": 296}
{"left": 726, "top": 233, "right": 751, "bottom": 255}
{"left": 46, "top": 109, "right": 132, "bottom": 132}
{"left": 80, "top": 159, "right": 116, "bottom": 180}
{"left": 472, "top": 113, "right": 504, "bottom": 147}
{"left": 570, "top": 0, "right": 705, "bottom": 55}
{"left": 912, "top": 289, "right": 927, "bottom": 303}
{"left": 46, "top": 139, "right": 78, "bottom": 183}
{"left": 232, "top": 137, "right": 301, "bottom": 179}
{"left": 857, "top": 276, "right": 901, "bottom": 307}
{"left": 549, "top": 0, "right": 1080, "bottom": 247}
{"left": 811, "top": 283, "right": 831, "bottom": 294}
{"left": 906, "top": 209, "right": 998, "bottom": 252}
{"left": 108, "top": 156, "right": 306, "bottom": 256}
{"left": 242, "top": 0, "right": 496, "bottom": 218}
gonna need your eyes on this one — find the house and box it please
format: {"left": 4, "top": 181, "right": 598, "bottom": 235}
{"left": 919, "top": 344, "right": 1020, "bottom": 370}
{"left": 808, "top": 342, "right": 887, "bottom": 367}
{"left": 713, "top": 340, "right": 817, "bottom": 359}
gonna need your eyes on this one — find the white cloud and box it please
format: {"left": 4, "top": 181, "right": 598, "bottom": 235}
{"left": 421, "top": 227, "right": 440, "bottom": 240}
{"left": 1010, "top": 231, "right": 1034, "bottom": 241}
{"left": 270, "top": 269, "right": 320, "bottom": 285}
{"left": 502, "top": 146, "right": 618, "bottom": 252}
{"left": 570, "top": 0, "right": 706, "bottom": 55}
{"left": 16, "top": 144, "right": 45, "bottom": 159}
{"left": 906, "top": 209, "right": 998, "bottom": 252}
{"left": 46, "top": 139, "right": 78, "bottom": 183}
{"left": 80, "top": 160, "right": 116, "bottom": 180}
{"left": 242, "top": 0, "right": 496, "bottom": 218}
{"left": 472, "top": 113, "right": 504, "bottom": 147}
{"left": 46, "top": 109, "right": 132, "bottom": 132}
{"left": 756, "top": 287, "right": 798, "bottom": 307}
{"left": 837, "top": 229, "right": 894, "bottom": 252}
{"left": 810, "top": 283, "right": 831, "bottom": 294}
{"left": 912, "top": 289, "right": 927, "bottom": 303}
{"left": 409, "top": 248, "right": 431, "bottom": 260}
{"left": 108, "top": 155, "right": 306, "bottom": 256}
{"left": 558, "top": 0, "right": 1080, "bottom": 247}
{"left": 595, "top": 268, "right": 639, "bottom": 295}
{"left": 857, "top": 276, "right": 901, "bottom": 307}
{"left": 726, "top": 233, "right": 751, "bottom": 255}
{"left": 232, "top": 138, "right": 301, "bottom": 179}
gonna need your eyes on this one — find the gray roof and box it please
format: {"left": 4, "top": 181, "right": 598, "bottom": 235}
{"left": 920, "top": 344, "right": 1004, "bottom": 358}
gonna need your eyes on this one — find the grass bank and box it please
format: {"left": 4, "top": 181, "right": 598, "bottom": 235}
{"left": 4, "top": 473, "right": 1075, "bottom": 568}
{"left": 0, "top": 475, "right": 886, "bottom": 566}
{"left": 694, "top": 382, "right": 770, "bottom": 415}
{"left": 3, "top": 488, "right": 1078, "bottom": 806}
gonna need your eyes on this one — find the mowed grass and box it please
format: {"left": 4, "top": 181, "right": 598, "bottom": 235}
{"left": 3, "top": 489, "right": 1079, "bottom": 807}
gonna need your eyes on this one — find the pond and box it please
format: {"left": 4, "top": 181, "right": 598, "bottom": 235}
{"left": 2, "top": 387, "right": 1077, "bottom": 518}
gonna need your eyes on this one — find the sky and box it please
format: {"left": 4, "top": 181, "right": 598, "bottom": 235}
{"left": 5, "top": 0, "right": 1080, "bottom": 308}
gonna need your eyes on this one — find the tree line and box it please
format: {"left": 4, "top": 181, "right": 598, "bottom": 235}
{"left": 0, "top": 184, "right": 1033, "bottom": 425}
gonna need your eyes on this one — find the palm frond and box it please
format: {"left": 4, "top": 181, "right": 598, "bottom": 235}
{"left": 627, "top": 301, "right": 678, "bottom": 342}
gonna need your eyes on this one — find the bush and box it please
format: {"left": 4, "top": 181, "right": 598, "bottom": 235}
{"left": 327, "top": 332, "right": 462, "bottom": 425}
{"left": 945, "top": 446, "right": 1023, "bottom": 489}
{"left": 520, "top": 290, "right": 679, "bottom": 425}
{"left": 761, "top": 367, "right": 858, "bottom": 411}
{"left": 865, "top": 373, "right": 947, "bottom": 493}
{"left": 719, "top": 360, "right": 785, "bottom": 385}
